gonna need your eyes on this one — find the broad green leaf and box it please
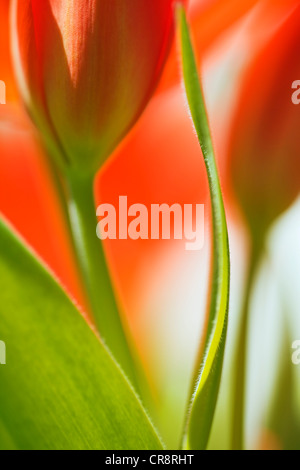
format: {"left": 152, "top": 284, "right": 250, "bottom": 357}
{"left": 177, "top": 6, "right": 230, "bottom": 450}
{"left": 0, "top": 218, "right": 163, "bottom": 450}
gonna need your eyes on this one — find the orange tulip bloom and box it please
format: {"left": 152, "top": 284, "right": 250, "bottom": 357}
{"left": 228, "top": 4, "right": 300, "bottom": 241}
{"left": 11, "top": 0, "right": 187, "bottom": 174}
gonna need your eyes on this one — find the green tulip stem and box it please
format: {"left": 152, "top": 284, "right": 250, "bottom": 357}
{"left": 231, "top": 239, "right": 262, "bottom": 450}
{"left": 65, "top": 170, "right": 138, "bottom": 390}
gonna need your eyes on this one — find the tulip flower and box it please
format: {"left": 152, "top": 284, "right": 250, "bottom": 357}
{"left": 228, "top": 4, "right": 300, "bottom": 450}
{"left": 229, "top": 4, "right": 300, "bottom": 243}
{"left": 11, "top": 0, "right": 186, "bottom": 174}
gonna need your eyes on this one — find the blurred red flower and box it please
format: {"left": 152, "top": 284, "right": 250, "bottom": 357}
{"left": 228, "top": 3, "right": 300, "bottom": 242}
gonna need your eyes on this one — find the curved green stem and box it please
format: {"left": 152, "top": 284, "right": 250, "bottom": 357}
{"left": 177, "top": 5, "right": 230, "bottom": 450}
{"left": 65, "top": 170, "right": 138, "bottom": 389}
{"left": 231, "top": 240, "right": 262, "bottom": 450}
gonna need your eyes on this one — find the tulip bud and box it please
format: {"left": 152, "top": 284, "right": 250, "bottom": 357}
{"left": 228, "top": 5, "right": 300, "bottom": 242}
{"left": 11, "top": 0, "right": 186, "bottom": 174}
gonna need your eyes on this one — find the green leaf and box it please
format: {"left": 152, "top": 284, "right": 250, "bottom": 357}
{"left": 0, "top": 218, "right": 163, "bottom": 450}
{"left": 176, "top": 6, "right": 230, "bottom": 450}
